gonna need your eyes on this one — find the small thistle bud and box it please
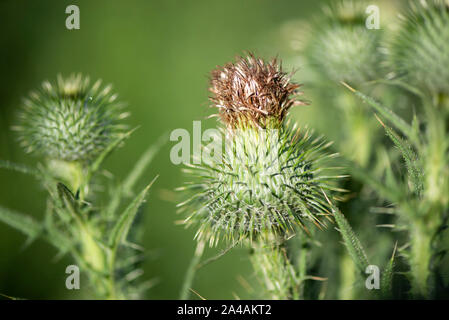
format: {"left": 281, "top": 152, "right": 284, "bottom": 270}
{"left": 306, "top": 0, "right": 383, "bottom": 84}
{"left": 180, "top": 54, "right": 339, "bottom": 246}
{"left": 15, "top": 74, "right": 127, "bottom": 162}
{"left": 389, "top": 0, "right": 449, "bottom": 95}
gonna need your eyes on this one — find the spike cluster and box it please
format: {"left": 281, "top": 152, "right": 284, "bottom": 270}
{"left": 180, "top": 54, "right": 341, "bottom": 245}
{"left": 15, "top": 74, "right": 128, "bottom": 162}
{"left": 389, "top": 0, "right": 449, "bottom": 95}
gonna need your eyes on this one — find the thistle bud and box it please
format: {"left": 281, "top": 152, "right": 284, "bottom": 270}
{"left": 306, "top": 0, "right": 383, "bottom": 84}
{"left": 15, "top": 74, "right": 127, "bottom": 162}
{"left": 389, "top": 0, "right": 449, "bottom": 95}
{"left": 179, "top": 54, "right": 339, "bottom": 246}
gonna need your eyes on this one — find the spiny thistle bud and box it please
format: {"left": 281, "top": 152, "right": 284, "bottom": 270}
{"left": 389, "top": 0, "right": 449, "bottom": 95}
{"left": 306, "top": 0, "right": 383, "bottom": 84}
{"left": 179, "top": 54, "right": 340, "bottom": 246}
{"left": 15, "top": 74, "right": 128, "bottom": 162}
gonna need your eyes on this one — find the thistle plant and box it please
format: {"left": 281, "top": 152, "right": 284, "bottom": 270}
{"left": 0, "top": 74, "right": 162, "bottom": 299}
{"left": 300, "top": 0, "right": 386, "bottom": 168}
{"left": 178, "top": 54, "right": 343, "bottom": 299}
{"left": 286, "top": 0, "right": 449, "bottom": 299}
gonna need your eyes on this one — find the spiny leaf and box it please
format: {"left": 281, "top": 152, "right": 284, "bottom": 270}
{"left": 123, "top": 133, "right": 167, "bottom": 196}
{"left": 333, "top": 207, "right": 369, "bottom": 273}
{"left": 108, "top": 176, "right": 158, "bottom": 250}
{"left": 57, "top": 183, "right": 78, "bottom": 209}
{"left": 0, "top": 205, "right": 42, "bottom": 239}
{"left": 341, "top": 82, "right": 418, "bottom": 144}
{"left": 322, "top": 191, "right": 369, "bottom": 273}
{"left": 375, "top": 115, "right": 423, "bottom": 196}
{"left": 381, "top": 242, "right": 397, "bottom": 298}
{"left": 45, "top": 228, "right": 74, "bottom": 258}
{"left": 56, "top": 182, "right": 85, "bottom": 227}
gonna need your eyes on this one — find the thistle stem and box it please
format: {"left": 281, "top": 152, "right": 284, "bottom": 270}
{"left": 250, "top": 241, "right": 297, "bottom": 300}
{"left": 409, "top": 223, "right": 432, "bottom": 298}
{"left": 106, "top": 247, "right": 118, "bottom": 300}
{"left": 338, "top": 253, "right": 356, "bottom": 300}
{"left": 179, "top": 240, "right": 205, "bottom": 299}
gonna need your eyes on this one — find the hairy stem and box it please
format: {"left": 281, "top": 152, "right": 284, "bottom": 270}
{"left": 250, "top": 241, "right": 297, "bottom": 300}
{"left": 338, "top": 253, "right": 356, "bottom": 300}
{"left": 180, "top": 240, "right": 205, "bottom": 299}
{"left": 409, "top": 223, "right": 432, "bottom": 298}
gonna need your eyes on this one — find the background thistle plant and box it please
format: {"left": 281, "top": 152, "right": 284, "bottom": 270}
{"left": 283, "top": 0, "right": 449, "bottom": 299}
{"left": 306, "top": 0, "right": 383, "bottom": 85}
{"left": 0, "top": 74, "right": 163, "bottom": 299}
{"left": 13, "top": 74, "right": 129, "bottom": 197}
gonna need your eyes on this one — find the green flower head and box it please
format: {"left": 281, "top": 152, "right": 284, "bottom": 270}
{"left": 389, "top": 0, "right": 449, "bottom": 95}
{"left": 306, "top": 0, "right": 383, "bottom": 84}
{"left": 15, "top": 74, "right": 128, "bottom": 162}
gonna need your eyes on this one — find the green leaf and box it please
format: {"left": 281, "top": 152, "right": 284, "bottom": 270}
{"left": 0, "top": 205, "right": 42, "bottom": 239}
{"left": 381, "top": 242, "right": 397, "bottom": 298}
{"left": 46, "top": 229, "right": 74, "bottom": 258}
{"left": 371, "top": 79, "right": 425, "bottom": 99}
{"left": 0, "top": 202, "right": 74, "bottom": 255}
{"left": 378, "top": 117, "right": 424, "bottom": 196}
{"left": 0, "top": 160, "right": 43, "bottom": 179}
{"left": 341, "top": 82, "right": 418, "bottom": 144}
{"left": 57, "top": 183, "right": 78, "bottom": 208}
{"left": 333, "top": 207, "right": 369, "bottom": 273}
{"left": 322, "top": 191, "right": 369, "bottom": 274}
{"left": 56, "top": 182, "right": 85, "bottom": 227}
{"left": 123, "top": 133, "right": 167, "bottom": 196}
{"left": 108, "top": 176, "right": 158, "bottom": 250}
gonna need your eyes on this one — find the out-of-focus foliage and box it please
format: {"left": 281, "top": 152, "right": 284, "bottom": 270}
{"left": 277, "top": 0, "right": 449, "bottom": 299}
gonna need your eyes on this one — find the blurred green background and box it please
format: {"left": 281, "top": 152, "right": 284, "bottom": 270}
{"left": 0, "top": 0, "right": 335, "bottom": 299}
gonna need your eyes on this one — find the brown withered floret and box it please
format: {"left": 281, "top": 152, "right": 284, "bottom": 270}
{"left": 209, "top": 53, "right": 307, "bottom": 127}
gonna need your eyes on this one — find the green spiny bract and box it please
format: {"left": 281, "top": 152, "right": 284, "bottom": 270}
{"left": 388, "top": 0, "right": 449, "bottom": 95}
{"left": 15, "top": 74, "right": 128, "bottom": 162}
{"left": 179, "top": 54, "right": 339, "bottom": 246}
{"left": 306, "top": 0, "right": 383, "bottom": 84}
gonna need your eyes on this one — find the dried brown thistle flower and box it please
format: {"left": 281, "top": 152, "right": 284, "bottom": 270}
{"left": 209, "top": 53, "right": 306, "bottom": 128}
